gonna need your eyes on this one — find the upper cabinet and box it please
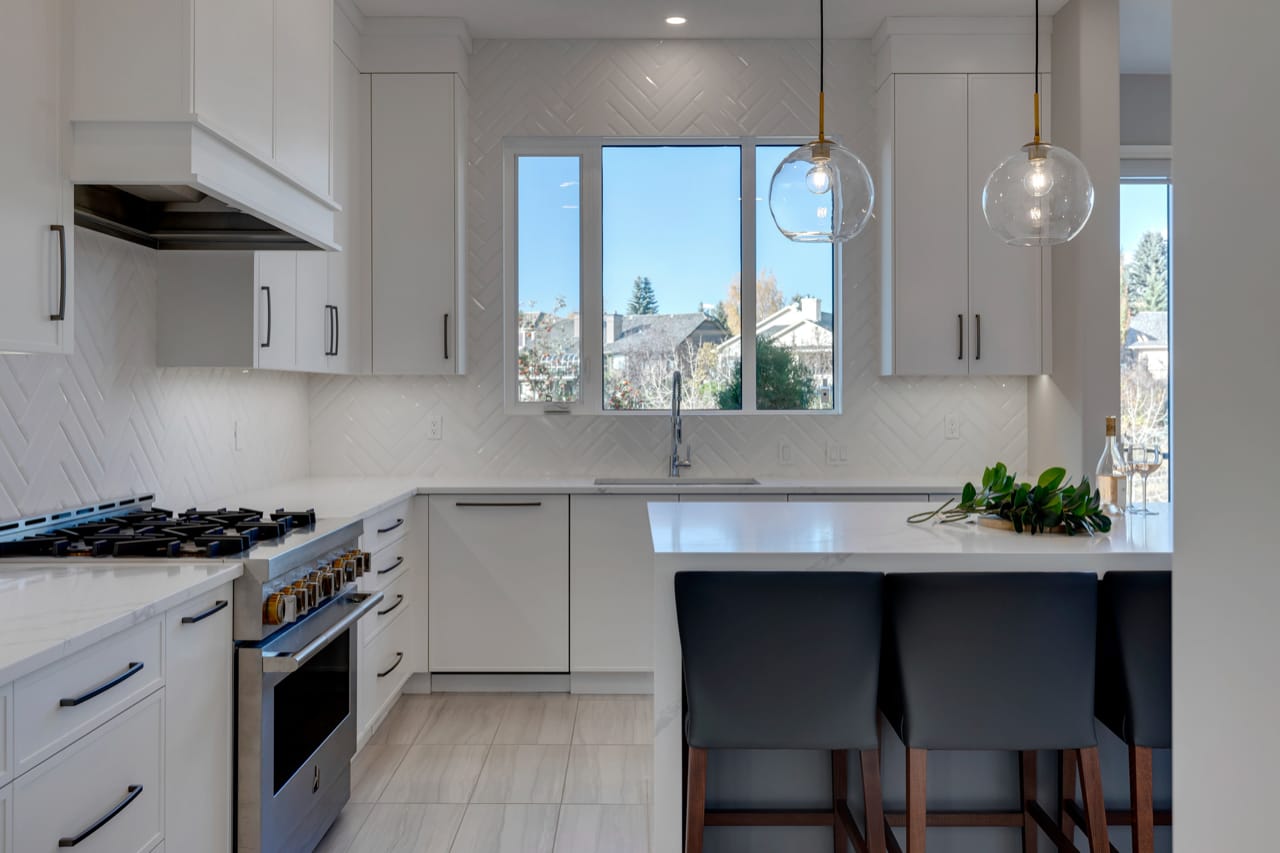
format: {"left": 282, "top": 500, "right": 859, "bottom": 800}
{"left": 876, "top": 20, "right": 1052, "bottom": 377}
{"left": 0, "top": 0, "right": 74, "bottom": 354}
{"left": 371, "top": 74, "right": 468, "bottom": 375}
{"left": 192, "top": 0, "right": 275, "bottom": 160}
{"left": 273, "top": 0, "right": 334, "bottom": 194}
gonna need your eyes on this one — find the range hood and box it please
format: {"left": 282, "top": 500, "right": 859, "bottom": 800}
{"left": 69, "top": 120, "right": 340, "bottom": 252}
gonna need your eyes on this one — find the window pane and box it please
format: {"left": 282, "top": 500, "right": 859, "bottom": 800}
{"left": 601, "top": 146, "right": 741, "bottom": 411}
{"left": 752, "top": 145, "right": 837, "bottom": 410}
{"left": 1120, "top": 179, "right": 1171, "bottom": 501}
{"left": 516, "top": 155, "right": 581, "bottom": 404}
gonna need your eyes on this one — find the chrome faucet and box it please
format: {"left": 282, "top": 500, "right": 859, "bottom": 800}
{"left": 670, "top": 370, "right": 692, "bottom": 477}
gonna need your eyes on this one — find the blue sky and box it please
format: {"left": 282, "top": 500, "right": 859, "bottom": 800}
{"left": 516, "top": 146, "right": 835, "bottom": 318}
{"left": 1121, "top": 182, "right": 1171, "bottom": 262}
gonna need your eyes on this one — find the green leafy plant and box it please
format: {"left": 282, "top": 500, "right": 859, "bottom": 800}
{"left": 909, "top": 463, "right": 1113, "bottom": 536}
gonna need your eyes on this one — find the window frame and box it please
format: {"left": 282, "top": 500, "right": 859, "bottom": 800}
{"left": 503, "top": 136, "right": 842, "bottom": 416}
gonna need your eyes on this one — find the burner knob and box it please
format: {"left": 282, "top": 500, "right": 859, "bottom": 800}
{"left": 290, "top": 581, "right": 311, "bottom": 613}
{"left": 264, "top": 593, "right": 289, "bottom": 625}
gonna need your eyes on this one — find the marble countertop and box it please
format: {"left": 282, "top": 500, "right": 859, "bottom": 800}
{"left": 649, "top": 500, "right": 1173, "bottom": 558}
{"left": 213, "top": 476, "right": 961, "bottom": 520}
{"left": 0, "top": 561, "right": 243, "bottom": 685}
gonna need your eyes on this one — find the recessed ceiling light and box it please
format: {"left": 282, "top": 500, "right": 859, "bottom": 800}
{"left": 665, "top": 15, "right": 688, "bottom": 25}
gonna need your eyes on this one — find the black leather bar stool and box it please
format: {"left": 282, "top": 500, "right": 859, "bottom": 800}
{"left": 675, "top": 571, "right": 887, "bottom": 853}
{"left": 1062, "top": 571, "right": 1171, "bottom": 853}
{"left": 879, "top": 572, "right": 1110, "bottom": 853}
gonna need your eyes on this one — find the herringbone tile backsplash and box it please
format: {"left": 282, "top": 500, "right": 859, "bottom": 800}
{"left": 309, "top": 38, "right": 1029, "bottom": 482}
{"left": 0, "top": 230, "right": 310, "bottom": 518}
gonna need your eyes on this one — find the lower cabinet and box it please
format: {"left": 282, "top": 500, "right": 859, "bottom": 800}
{"left": 569, "top": 495, "right": 675, "bottom": 673}
{"left": 0, "top": 781, "right": 10, "bottom": 853}
{"left": 14, "top": 691, "right": 164, "bottom": 853}
{"left": 429, "top": 495, "right": 569, "bottom": 672}
{"left": 164, "top": 585, "right": 233, "bottom": 853}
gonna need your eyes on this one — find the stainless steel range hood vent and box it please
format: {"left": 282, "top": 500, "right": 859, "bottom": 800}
{"left": 75, "top": 185, "right": 320, "bottom": 252}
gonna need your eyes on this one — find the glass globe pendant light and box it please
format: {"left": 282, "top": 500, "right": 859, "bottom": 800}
{"left": 768, "top": 0, "right": 874, "bottom": 243}
{"left": 982, "top": 0, "right": 1094, "bottom": 246}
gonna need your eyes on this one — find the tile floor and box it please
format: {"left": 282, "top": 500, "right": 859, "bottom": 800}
{"left": 315, "top": 693, "right": 653, "bottom": 853}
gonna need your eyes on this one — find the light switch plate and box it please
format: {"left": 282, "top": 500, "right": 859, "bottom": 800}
{"left": 826, "top": 442, "right": 849, "bottom": 466}
{"left": 778, "top": 439, "right": 795, "bottom": 465}
{"left": 944, "top": 413, "right": 961, "bottom": 440}
{"left": 428, "top": 415, "right": 443, "bottom": 440}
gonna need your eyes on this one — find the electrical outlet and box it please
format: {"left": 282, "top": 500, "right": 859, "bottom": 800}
{"left": 777, "top": 439, "right": 795, "bottom": 466}
{"left": 233, "top": 419, "right": 245, "bottom": 452}
{"left": 428, "top": 415, "right": 443, "bottom": 440}
{"left": 826, "top": 442, "right": 850, "bottom": 466}
{"left": 944, "top": 413, "right": 961, "bottom": 440}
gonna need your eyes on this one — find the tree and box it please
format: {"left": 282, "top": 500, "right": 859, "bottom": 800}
{"left": 627, "top": 276, "right": 659, "bottom": 315}
{"left": 1125, "top": 231, "right": 1168, "bottom": 313}
{"left": 721, "top": 269, "right": 786, "bottom": 335}
{"left": 714, "top": 338, "right": 815, "bottom": 410}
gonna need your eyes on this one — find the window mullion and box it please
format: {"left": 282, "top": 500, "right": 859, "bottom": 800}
{"left": 740, "top": 141, "right": 757, "bottom": 412}
{"left": 581, "top": 143, "right": 605, "bottom": 413}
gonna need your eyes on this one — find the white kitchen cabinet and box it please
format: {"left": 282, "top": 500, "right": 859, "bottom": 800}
{"left": 371, "top": 74, "right": 468, "bottom": 375}
{"left": 429, "top": 495, "right": 568, "bottom": 672}
{"left": 164, "top": 586, "right": 232, "bottom": 853}
{"left": 0, "top": 0, "right": 73, "bottom": 354}
{"left": 192, "top": 0, "right": 274, "bottom": 159}
{"left": 293, "top": 252, "right": 332, "bottom": 372}
{"left": 880, "top": 73, "right": 1049, "bottom": 376}
{"left": 787, "top": 493, "right": 930, "bottom": 502}
{"left": 14, "top": 692, "right": 164, "bottom": 853}
{"left": 677, "top": 494, "right": 788, "bottom": 503}
{"left": 0, "top": 780, "right": 9, "bottom": 853}
{"left": 0, "top": 683, "right": 10, "bottom": 790}
{"left": 273, "top": 0, "right": 333, "bottom": 195}
{"left": 570, "top": 495, "right": 675, "bottom": 673}
{"left": 326, "top": 48, "right": 372, "bottom": 375}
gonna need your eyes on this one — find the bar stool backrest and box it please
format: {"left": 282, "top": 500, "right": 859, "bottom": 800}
{"left": 1096, "top": 571, "right": 1172, "bottom": 749}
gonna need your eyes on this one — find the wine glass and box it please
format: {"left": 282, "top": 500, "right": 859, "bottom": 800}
{"left": 1127, "top": 447, "right": 1162, "bottom": 516}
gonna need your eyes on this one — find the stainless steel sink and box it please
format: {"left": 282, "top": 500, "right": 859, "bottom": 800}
{"left": 593, "top": 477, "right": 760, "bottom": 486}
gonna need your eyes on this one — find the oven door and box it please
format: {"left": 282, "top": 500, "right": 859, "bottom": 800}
{"left": 237, "top": 590, "right": 383, "bottom": 853}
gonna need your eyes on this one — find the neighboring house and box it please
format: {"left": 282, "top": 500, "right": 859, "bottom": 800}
{"left": 602, "top": 312, "right": 729, "bottom": 374}
{"left": 717, "top": 297, "right": 835, "bottom": 403}
{"left": 517, "top": 312, "right": 581, "bottom": 401}
{"left": 1125, "top": 310, "right": 1169, "bottom": 382}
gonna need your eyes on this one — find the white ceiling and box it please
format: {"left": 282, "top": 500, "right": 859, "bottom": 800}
{"left": 353, "top": 0, "right": 1170, "bottom": 73}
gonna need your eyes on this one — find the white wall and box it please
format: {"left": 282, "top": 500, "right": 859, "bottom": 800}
{"left": 309, "top": 38, "right": 1029, "bottom": 482}
{"left": 0, "top": 229, "right": 311, "bottom": 516}
{"left": 1172, "top": 0, "right": 1280, "bottom": 846}
{"left": 1120, "top": 73, "right": 1171, "bottom": 146}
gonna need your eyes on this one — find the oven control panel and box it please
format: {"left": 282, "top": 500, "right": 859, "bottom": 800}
{"left": 262, "top": 550, "right": 370, "bottom": 627}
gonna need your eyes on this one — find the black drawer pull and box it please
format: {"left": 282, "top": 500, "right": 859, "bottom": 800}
{"left": 60, "top": 662, "right": 145, "bottom": 708}
{"left": 50, "top": 224, "right": 68, "bottom": 321}
{"left": 377, "top": 594, "right": 405, "bottom": 617}
{"left": 181, "top": 599, "right": 228, "bottom": 625}
{"left": 377, "top": 652, "right": 404, "bottom": 678}
{"left": 58, "top": 784, "right": 144, "bottom": 847}
{"left": 377, "top": 556, "right": 405, "bottom": 576}
{"left": 376, "top": 518, "right": 405, "bottom": 535}
{"left": 454, "top": 501, "right": 543, "bottom": 508}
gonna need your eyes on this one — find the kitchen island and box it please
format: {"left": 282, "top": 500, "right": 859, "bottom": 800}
{"left": 649, "top": 500, "right": 1173, "bottom": 853}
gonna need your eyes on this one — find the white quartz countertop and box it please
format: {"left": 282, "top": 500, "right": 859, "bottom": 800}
{"left": 213, "top": 476, "right": 960, "bottom": 520}
{"left": 648, "top": 500, "right": 1173, "bottom": 561}
{"left": 0, "top": 561, "right": 243, "bottom": 685}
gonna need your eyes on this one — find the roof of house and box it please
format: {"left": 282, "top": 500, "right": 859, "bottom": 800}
{"left": 603, "top": 313, "right": 727, "bottom": 356}
{"left": 717, "top": 302, "right": 834, "bottom": 352}
{"left": 1126, "top": 311, "right": 1168, "bottom": 348}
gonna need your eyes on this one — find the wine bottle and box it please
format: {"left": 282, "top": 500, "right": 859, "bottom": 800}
{"left": 1095, "top": 416, "right": 1127, "bottom": 516}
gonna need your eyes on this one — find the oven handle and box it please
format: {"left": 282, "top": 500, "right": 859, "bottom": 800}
{"left": 260, "top": 591, "right": 384, "bottom": 674}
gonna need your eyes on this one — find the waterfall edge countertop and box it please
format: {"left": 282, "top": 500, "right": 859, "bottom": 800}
{"left": 0, "top": 561, "right": 243, "bottom": 685}
{"left": 646, "top": 500, "right": 1172, "bottom": 853}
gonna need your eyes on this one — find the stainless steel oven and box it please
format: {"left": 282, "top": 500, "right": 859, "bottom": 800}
{"left": 237, "top": 588, "right": 382, "bottom": 853}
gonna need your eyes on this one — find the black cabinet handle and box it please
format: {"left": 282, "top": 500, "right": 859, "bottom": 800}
{"left": 377, "top": 594, "right": 405, "bottom": 617}
{"left": 455, "top": 501, "right": 543, "bottom": 508}
{"left": 324, "top": 306, "right": 335, "bottom": 356}
{"left": 261, "top": 286, "right": 272, "bottom": 348}
{"left": 957, "top": 313, "right": 964, "bottom": 360}
{"left": 181, "top": 599, "right": 228, "bottom": 625}
{"left": 377, "top": 518, "right": 405, "bottom": 535}
{"left": 975, "top": 314, "right": 982, "bottom": 361}
{"left": 58, "top": 785, "right": 144, "bottom": 847}
{"left": 333, "top": 305, "right": 340, "bottom": 357}
{"left": 377, "top": 652, "right": 404, "bottom": 678}
{"left": 50, "top": 224, "right": 68, "bottom": 321}
{"left": 377, "top": 556, "right": 405, "bottom": 576}
{"left": 443, "top": 313, "right": 450, "bottom": 360}
{"left": 60, "top": 661, "right": 145, "bottom": 707}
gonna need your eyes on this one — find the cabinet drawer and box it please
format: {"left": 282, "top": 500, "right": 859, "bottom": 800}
{"left": 14, "top": 618, "right": 163, "bottom": 775}
{"left": 361, "top": 569, "right": 410, "bottom": 647}
{"left": 363, "top": 543, "right": 411, "bottom": 591}
{"left": 368, "top": 612, "right": 413, "bottom": 715}
{"left": 14, "top": 691, "right": 163, "bottom": 853}
{"left": 1, "top": 781, "right": 10, "bottom": 853}
{"left": 0, "top": 683, "right": 11, "bottom": 788}
{"left": 363, "top": 500, "right": 411, "bottom": 553}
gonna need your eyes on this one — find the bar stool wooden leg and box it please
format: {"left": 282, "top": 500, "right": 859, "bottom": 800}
{"left": 1019, "top": 751, "right": 1038, "bottom": 853}
{"left": 1130, "top": 745, "right": 1155, "bottom": 853}
{"left": 862, "top": 750, "right": 888, "bottom": 853}
{"left": 1059, "top": 748, "right": 1078, "bottom": 840}
{"left": 907, "top": 748, "right": 928, "bottom": 853}
{"left": 686, "top": 746, "right": 707, "bottom": 853}
{"left": 833, "top": 749, "right": 849, "bottom": 853}
{"left": 1075, "top": 747, "right": 1110, "bottom": 853}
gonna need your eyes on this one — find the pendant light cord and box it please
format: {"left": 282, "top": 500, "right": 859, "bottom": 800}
{"left": 1033, "top": 0, "right": 1042, "bottom": 143}
{"left": 817, "top": 0, "right": 826, "bottom": 141}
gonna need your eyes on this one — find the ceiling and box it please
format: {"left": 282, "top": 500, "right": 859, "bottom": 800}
{"left": 353, "top": 0, "right": 1169, "bottom": 73}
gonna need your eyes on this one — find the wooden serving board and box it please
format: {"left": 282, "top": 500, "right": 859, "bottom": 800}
{"left": 975, "top": 515, "right": 1070, "bottom": 535}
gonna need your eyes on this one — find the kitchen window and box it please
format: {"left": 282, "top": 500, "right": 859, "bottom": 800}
{"left": 504, "top": 139, "right": 839, "bottom": 414}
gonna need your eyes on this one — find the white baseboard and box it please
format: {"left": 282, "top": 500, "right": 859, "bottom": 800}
{"left": 400, "top": 671, "right": 654, "bottom": 695}
{"left": 570, "top": 671, "right": 653, "bottom": 695}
